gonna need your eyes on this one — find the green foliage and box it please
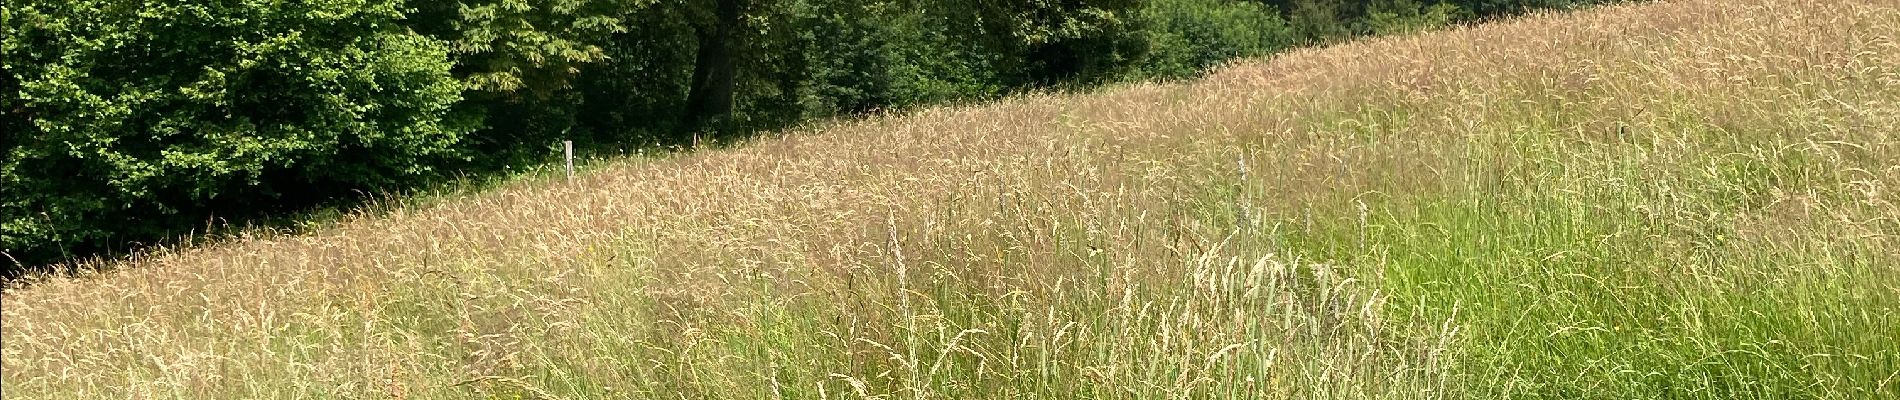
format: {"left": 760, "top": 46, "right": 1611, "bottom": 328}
{"left": 1446, "top": 0, "right": 1608, "bottom": 16}
{"left": 792, "top": 1, "right": 908, "bottom": 115}
{"left": 1362, "top": 0, "right": 1462, "bottom": 36}
{"left": 414, "top": 0, "right": 643, "bottom": 96}
{"left": 408, "top": 0, "right": 650, "bottom": 166}
{"left": 1138, "top": 0, "right": 1295, "bottom": 79}
{"left": 744, "top": 0, "right": 1007, "bottom": 123}
{"left": 1285, "top": 0, "right": 1354, "bottom": 42}
{"left": 574, "top": 4, "right": 700, "bottom": 146}
{"left": 1, "top": 0, "right": 467, "bottom": 268}
{"left": 1003, "top": 0, "right": 1153, "bottom": 85}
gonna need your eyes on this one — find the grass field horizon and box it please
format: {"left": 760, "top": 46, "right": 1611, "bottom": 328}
{"left": 5, "top": 0, "right": 1899, "bottom": 398}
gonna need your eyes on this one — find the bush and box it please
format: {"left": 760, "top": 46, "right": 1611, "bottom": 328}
{"left": 745, "top": 0, "right": 1006, "bottom": 123}
{"left": 1139, "top": 0, "right": 1296, "bottom": 79}
{"left": 1, "top": 0, "right": 468, "bottom": 269}
{"left": 1362, "top": 0, "right": 1463, "bottom": 36}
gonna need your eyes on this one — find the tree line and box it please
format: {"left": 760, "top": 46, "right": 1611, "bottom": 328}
{"left": 0, "top": 0, "right": 1620, "bottom": 273}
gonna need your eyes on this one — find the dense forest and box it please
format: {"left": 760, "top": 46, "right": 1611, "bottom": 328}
{"left": 0, "top": 0, "right": 1621, "bottom": 272}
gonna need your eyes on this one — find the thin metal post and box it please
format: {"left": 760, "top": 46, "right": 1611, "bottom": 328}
{"left": 564, "top": 140, "right": 574, "bottom": 183}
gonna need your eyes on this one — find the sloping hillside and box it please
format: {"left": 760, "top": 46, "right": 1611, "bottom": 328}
{"left": 5, "top": 0, "right": 1898, "bottom": 398}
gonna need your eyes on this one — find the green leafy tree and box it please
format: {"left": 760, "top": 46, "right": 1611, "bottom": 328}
{"left": 1140, "top": 0, "right": 1294, "bottom": 79}
{"left": 1275, "top": 0, "right": 1350, "bottom": 42}
{"left": 409, "top": 0, "right": 646, "bottom": 164}
{"left": 1, "top": 0, "right": 467, "bottom": 269}
{"left": 1000, "top": 0, "right": 1152, "bottom": 85}
{"left": 1445, "top": 0, "right": 1606, "bottom": 17}
{"left": 683, "top": 0, "right": 748, "bottom": 131}
{"left": 575, "top": 4, "right": 701, "bottom": 145}
{"left": 1362, "top": 0, "right": 1462, "bottom": 36}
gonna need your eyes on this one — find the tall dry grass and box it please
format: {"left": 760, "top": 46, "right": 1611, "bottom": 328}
{"left": 5, "top": 0, "right": 1899, "bottom": 398}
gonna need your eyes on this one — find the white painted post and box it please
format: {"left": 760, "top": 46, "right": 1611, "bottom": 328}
{"left": 563, "top": 140, "right": 574, "bottom": 183}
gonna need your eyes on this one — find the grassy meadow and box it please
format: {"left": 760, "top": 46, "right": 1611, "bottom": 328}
{"left": 5, "top": 0, "right": 1899, "bottom": 398}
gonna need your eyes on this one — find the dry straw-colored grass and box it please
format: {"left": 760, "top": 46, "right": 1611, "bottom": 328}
{"left": 5, "top": 0, "right": 1899, "bottom": 398}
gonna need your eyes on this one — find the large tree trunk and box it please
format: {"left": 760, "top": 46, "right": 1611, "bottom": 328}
{"left": 684, "top": 0, "right": 743, "bottom": 132}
